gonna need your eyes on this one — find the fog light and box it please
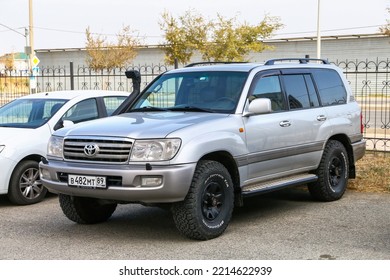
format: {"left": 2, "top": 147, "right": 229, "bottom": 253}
{"left": 141, "top": 176, "right": 162, "bottom": 187}
{"left": 40, "top": 168, "right": 50, "bottom": 180}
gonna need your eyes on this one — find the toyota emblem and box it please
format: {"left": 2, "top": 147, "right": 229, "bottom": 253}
{"left": 84, "top": 143, "right": 99, "bottom": 157}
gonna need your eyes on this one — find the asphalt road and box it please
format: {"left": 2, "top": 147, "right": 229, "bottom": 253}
{"left": 0, "top": 188, "right": 389, "bottom": 260}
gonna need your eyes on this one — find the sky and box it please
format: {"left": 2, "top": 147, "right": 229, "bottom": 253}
{"left": 0, "top": 0, "right": 389, "bottom": 55}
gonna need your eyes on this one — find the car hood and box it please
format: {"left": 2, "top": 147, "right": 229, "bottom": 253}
{"left": 0, "top": 127, "right": 37, "bottom": 143}
{"left": 0, "top": 125, "right": 52, "bottom": 159}
{"left": 56, "top": 112, "right": 229, "bottom": 139}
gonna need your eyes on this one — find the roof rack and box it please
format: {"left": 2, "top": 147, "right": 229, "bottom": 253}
{"left": 185, "top": 61, "right": 247, "bottom": 67}
{"left": 264, "top": 58, "right": 330, "bottom": 65}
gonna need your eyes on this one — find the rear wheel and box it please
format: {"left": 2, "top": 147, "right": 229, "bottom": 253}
{"left": 8, "top": 160, "right": 47, "bottom": 205}
{"left": 59, "top": 194, "right": 117, "bottom": 224}
{"left": 172, "top": 160, "right": 234, "bottom": 240}
{"left": 308, "top": 140, "right": 349, "bottom": 201}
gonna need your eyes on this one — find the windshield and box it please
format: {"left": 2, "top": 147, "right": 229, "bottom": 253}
{"left": 0, "top": 98, "right": 67, "bottom": 128}
{"left": 131, "top": 71, "right": 248, "bottom": 113}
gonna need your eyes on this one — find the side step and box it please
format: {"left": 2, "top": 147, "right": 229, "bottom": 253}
{"left": 242, "top": 173, "right": 318, "bottom": 197}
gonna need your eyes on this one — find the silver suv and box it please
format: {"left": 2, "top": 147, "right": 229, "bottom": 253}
{"left": 40, "top": 58, "right": 366, "bottom": 240}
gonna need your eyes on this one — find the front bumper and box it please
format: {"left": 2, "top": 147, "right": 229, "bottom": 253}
{"left": 0, "top": 155, "right": 16, "bottom": 194}
{"left": 39, "top": 159, "right": 196, "bottom": 203}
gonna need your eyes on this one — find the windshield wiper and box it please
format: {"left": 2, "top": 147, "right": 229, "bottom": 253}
{"left": 128, "top": 106, "right": 170, "bottom": 112}
{"left": 169, "top": 106, "right": 214, "bottom": 113}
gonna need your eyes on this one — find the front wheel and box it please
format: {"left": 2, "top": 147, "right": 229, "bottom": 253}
{"left": 59, "top": 194, "right": 117, "bottom": 224}
{"left": 171, "top": 160, "right": 234, "bottom": 240}
{"left": 308, "top": 140, "right": 349, "bottom": 201}
{"left": 8, "top": 160, "right": 47, "bottom": 205}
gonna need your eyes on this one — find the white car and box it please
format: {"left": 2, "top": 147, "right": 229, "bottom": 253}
{"left": 0, "top": 90, "right": 129, "bottom": 205}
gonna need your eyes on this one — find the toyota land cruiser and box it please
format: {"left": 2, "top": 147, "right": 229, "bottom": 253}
{"left": 40, "top": 58, "right": 366, "bottom": 240}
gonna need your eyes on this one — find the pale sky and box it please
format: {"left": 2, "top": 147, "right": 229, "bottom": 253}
{"left": 0, "top": 0, "right": 389, "bottom": 55}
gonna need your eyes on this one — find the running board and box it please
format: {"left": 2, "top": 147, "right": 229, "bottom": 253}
{"left": 242, "top": 173, "right": 318, "bottom": 197}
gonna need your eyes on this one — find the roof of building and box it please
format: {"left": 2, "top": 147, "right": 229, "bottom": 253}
{"left": 264, "top": 33, "right": 389, "bottom": 43}
{"left": 32, "top": 33, "right": 388, "bottom": 53}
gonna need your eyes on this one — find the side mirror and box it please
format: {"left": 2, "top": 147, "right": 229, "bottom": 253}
{"left": 53, "top": 119, "right": 75, "bottom": 131}
{"left": 62, "top": 120, "right": 74, "bottom": 127}
{"left": 244, "top": 98, "right": 272, "bottom": 116}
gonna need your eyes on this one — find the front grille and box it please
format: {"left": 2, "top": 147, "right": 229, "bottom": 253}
{"left": 63, "top": 137, "right": 132, "bottom": 163}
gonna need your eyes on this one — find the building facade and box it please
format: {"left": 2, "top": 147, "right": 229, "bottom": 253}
{"left": 35, "top": 33, "right": 390, "bottom": 69}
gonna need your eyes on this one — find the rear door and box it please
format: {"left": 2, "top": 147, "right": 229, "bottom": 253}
{"left": 243, "top": 69, "right": 328, "bottom": 182}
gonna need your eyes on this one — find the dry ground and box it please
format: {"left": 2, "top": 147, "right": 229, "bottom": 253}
{"left": 348, "top": 152, "right": 390, "bottom": 193}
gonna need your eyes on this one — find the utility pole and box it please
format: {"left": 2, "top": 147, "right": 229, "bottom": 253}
{"left": 28, "top": 0, "right": 36, "bottom": 93}
{"left": 28, "top": 0, "right": 34, "bottom": 73}
{"left": 316, "top": 0, "right": 321, "bottom": 59}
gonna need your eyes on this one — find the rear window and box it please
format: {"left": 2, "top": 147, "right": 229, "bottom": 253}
{"left": 103, "top": 96, "right": 127, "bottom": 116}
{"left": 312, "top": 69, "right": 347, "bottom": 106}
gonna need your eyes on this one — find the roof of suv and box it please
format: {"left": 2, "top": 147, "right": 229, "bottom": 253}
{"left": 168, "top": 60, "right": 338, "bottom": 74}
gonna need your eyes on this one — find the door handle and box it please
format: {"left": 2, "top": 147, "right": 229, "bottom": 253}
{"left": 279, "top": 120, "right": 291, "bottom": 127}
{"left": 317, "top": 115, "right": 327, "bottom": 122}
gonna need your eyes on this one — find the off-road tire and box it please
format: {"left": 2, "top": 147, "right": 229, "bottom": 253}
{"left": 308, "top": 140, "right": 349, "bottom": 201}
{"left": 59, "top": 194, "right": 117, "bottom": 224}
{"left": 8, "top": 160, "right": 47, "bottom": 205}
{"left": 171, "top": 160, "right": 234, "bottom": 240}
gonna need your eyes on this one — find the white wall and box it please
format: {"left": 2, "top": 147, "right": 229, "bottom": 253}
{"left": 35, "top": 34, "right": 390, "bottom": 70}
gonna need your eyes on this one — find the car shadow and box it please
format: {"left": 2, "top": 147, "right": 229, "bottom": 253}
{"left": 0, "top": 194, "right": 12, "bottom": 206}
{"left": 0, "top": 192, "right": 58, "bottom": 207}
{"left": 232, "top": 186, "right": 315, "bottom": 222}
{"left": 46, "top": 186, "right": 315, "bottom": 243}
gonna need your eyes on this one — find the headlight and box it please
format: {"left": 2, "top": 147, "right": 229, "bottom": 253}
{"left": 47, "top": 136, "right": 64, "bottom": 159}
{"left": 130, "top": 139, "right": 181, "bottom": 161}
{"left": 0, "top": 145, "right": 4, "bottom": 153}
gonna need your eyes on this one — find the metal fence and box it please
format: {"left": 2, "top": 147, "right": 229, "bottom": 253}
{"left": 334, "top": 59, "right": 390, "bottom": 152}
{"left": 0, "top": 63, "right": 170, "bottom": 104}
{"left": 1, "top": 59, "right": 389, "bottom": 152}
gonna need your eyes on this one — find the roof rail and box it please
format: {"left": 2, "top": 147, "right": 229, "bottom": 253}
{"left": 264, "top": 58, "right": 330, "bottom": 65}
{"left": 185, "top": 61, "right": 247, "bottom": 67}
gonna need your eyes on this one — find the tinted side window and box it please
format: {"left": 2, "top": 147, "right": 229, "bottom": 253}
{"left": 282, "top": 74, "right": 320, "bottom": 110}
{"left": 304, "top": 75, "right": 320, "bottom": 108}
{"left": 250, "top": 75, "right": 286, "bottom": 111}
{"left": 312, "top": 69, "right": 347, "bottom": 106}
{"left": 283, "top": 75, "right": 311, "bottom": 109}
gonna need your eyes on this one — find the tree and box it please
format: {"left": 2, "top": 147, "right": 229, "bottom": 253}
{"left": 159, "top": 10, "right": 282, "bottom": 65}
{"left": 0, "top": 53, "right": 16, "bottom": 71}
{"left": 159, "top": 10, "right": 211, "bottom": 66}
{"left": 380, "top": 8, "right": 390, "bottom": 36}
{"left": 85, "top": 26, "right": 140, "bottom": 71}
{"left": 205, "top": 14, "right": 282, "bottom": 62}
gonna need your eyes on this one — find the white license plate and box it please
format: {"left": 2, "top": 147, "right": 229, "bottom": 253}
{"left": 68, "top": 174, "right": 106, "bottom": 188}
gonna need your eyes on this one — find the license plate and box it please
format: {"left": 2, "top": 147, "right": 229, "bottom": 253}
{"left": 68, "top": 174, "right": 106, "bottom": 188}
